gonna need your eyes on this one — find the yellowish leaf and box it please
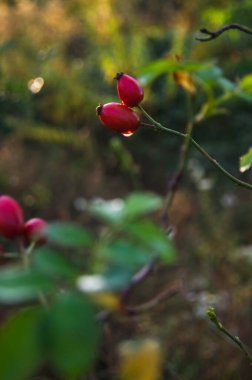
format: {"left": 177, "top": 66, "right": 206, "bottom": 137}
{"left": 119, "top": 339, "right": 162, "bottom": 380}
{"left": 90, "top": 292, "right": 120, "bottom": 311}
{"left": 173, "top": 71, "right": 196, "bottom": 94}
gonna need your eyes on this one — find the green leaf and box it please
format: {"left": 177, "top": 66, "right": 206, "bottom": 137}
{"left": 77, "top": 271, "right": 131, "bottom": 293}
{"left": 123, "top": 192, "right": 163, "bottom": 219}
{"left": 239, "top": 74, "right": 252, "bottom": 93}
{"left": 125, "top": 220, "right": 176, "bottom": 263}
{"left": 99, "top": 239, "right": 152, "bottom": 269}
{"left": 32, "top": 247, "right": 78, "bottom": 279}
{"left": 0, "top": 307, "right": 43, "bottom": 380}
{"left": 240, "top": 147, "right": 252, "bottom": 173}
{"left": 46, "top": 222, "right": 93, "bottom": 248}
{"left": 0, "top": 265, "right": 52, "bottom": 303}
{"left": 45, "top": 292, "right": 101, "bottom": 379}
{"left": 88, "top": 192, "right": 162, "bottom": 224}
{"left": 88, "top": 198, "right": 125, "bottom": 223}
{"left": 138, "top": 59, "right": 213, "bottom": 84}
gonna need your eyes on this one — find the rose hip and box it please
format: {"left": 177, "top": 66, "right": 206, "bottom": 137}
{"left": 24, "top": 218, "right": 48, "bottom": 246}
{"left": 115, "top": 72, "right": 144, "bottom": 107}
{"left": 0, "top": 195, "right": 24, "bottom": 239}
{"left": 96, "top": 102, "right": 140, "bottom": 136}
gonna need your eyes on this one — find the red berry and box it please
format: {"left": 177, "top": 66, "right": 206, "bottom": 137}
{"left": 0, "top": 195, "right": 24, "bottom": 239}
{"left": 115, "top": 72, "right": 144, "bottom": 107}
{"left": 96, "top": 102, "right": 140, "bottom": 136}
{"left": 24, "top": 218, "right": 48, "bottom": 246}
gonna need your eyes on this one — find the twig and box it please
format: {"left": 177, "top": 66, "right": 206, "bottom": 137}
{"left": 97, "top": 257, "right": 159, "bottom": 322}
{"left": 196, "top": 23, "right": 252, "bottom": 42}
{"left": 126, "top": 281, "right": 182, "bottom": 314}
{"left": 138, "top": 105, "right": 252, "bottom": 191}
{"left": 120, "top": 256, "right": 158, "bottom": 305}
{"left": 207, "top": 307, "right": 252, "bottom": 364}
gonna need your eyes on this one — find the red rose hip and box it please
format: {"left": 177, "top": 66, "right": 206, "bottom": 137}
{"left": 115, "top": 72, "right": 144, "bottom": 107}
{"left": 0, "top": 195, "right": 24, "bottom": 239}
{"left": 24, "top": 218, "right": 48, "bottom": 246}
{"left": 96, "top": 102, "right": 140, "bottom": 136}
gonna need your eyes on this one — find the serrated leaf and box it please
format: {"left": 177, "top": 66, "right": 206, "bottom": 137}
{"left": 46, "top": 222, "right": 93, "bottom": 248}
{"left": 0, "top": 265, "right": 52, "bottom": 303}
{"left": 45, "top": 292, "right": 101, "bottom": 379}
{"left": 240, "top": 147, "right": 252, "bottom": 172}
{"left": 0, "top": 307, "right": 43, "bottom": 380}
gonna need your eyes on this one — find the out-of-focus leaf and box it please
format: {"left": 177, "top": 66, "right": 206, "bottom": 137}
{"left": 32, "top": 247, "right": 78, "bottom": 279}
{"left": 77, "top": 271, "right": 131, "bottom": 293}
{"left": 240, "top": 147, "right": 252, "bottom": 173}
{"left": 46, "top": 222, "right": 93, "bottom": 248}
{"left": 217, "top": 77, "right": 236, "bottom": 91}
{"left": 87, "top": 198, "right": 125, "bottom": 223}
{"left": 196, "top": 66, "right": 223, "bottom": 81}
{"left": 45, "top": 292, "right": 101, "bottom": 379}
{"left": 0, "top": 307, "right": 43, "bottom": 380}
{"left": 0, "top": 265, "right": 52, "bottom": 303}
{"left": 90, "top": 292, "right": 120, "bottom": 310}
{"left": 239, "top": 74, "right": 252, "bottom": 93}
{"left": 99, "top": 239, "right": 150, "bottom": 269}
{"left": 125, "top": 220, "right": 176, "bottom": 263}
{"left": 88, "top": 192, "right": 162, "bottom": 223}
{"left": 123, "top": 192, "right": 162, "bottom": 219}
{"left": 119, "top": 339, "right": 163, "bottom": 380}
{"left": 173, "top": 71, "right": 197, "bottom": 94}
{"left": 138, "top": 59, "right": 213, "bottom": 84}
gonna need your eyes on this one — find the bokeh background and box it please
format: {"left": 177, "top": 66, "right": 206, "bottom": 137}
{"left": 0, "top": 0, "right": 252, "bottom": 379}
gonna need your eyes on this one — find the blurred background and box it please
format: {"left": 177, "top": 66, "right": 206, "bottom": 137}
{"left": 0, "top": 0, "right": 252, "bottom": 379}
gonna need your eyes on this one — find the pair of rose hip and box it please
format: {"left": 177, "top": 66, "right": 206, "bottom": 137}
{"left": 0, "top": 195, "right": 47, "bottom": 248}
{"left": 96, "top": 72, "right": 144, "bottom": 136}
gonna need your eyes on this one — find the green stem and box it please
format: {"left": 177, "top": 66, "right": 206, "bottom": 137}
{"left": 138, "top": 105, "right": 252, "bottom": 191}
{"left": 207, "top": 307, "right": 252, "bottom": 364}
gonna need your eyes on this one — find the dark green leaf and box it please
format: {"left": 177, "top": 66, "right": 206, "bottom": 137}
{"left": 0, "top": 265, "right": 52, "bottom": 303}
{"left": 0, "top": 307, "right": 43, "bottom": 380}
{"left": 33, "top": 247, "right": 78, "bottom": 279}
{"left": 99, "top": 239, "right": 151, "bottom": 269}
{"left": 45, "top": 292, "right": 101, "bottom": 379}
{"left": 46, "top": 222, "right": 93, "bottom": 248}
{"left": 125, "top": 220, "right": 176, "bottom": 263}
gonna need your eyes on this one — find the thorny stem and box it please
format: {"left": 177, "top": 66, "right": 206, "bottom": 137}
{"left": 196, "top": 23, "right": 252, "bottom": 42}
{"left": 207, "top": 307, "right": 252, "bottom": 364}
{"left": 137, "top": 105, "right": 252, "bottom": 191}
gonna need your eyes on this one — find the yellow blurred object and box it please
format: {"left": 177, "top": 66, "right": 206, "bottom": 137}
{"left": 173, "top": 71, "right": 197, "bottom": 94}
{"left": 90, "top": 292, "right": 120, "bottom": 311}
{"left": 119, "top": 338, "right": 162, "bottom": 380}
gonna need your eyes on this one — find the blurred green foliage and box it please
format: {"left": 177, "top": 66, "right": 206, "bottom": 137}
{"left": 0, "top": 0, "right": 252, "bottom": 379}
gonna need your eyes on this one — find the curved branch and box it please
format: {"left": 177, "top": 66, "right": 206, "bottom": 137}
{"left": 196, "top": 23, "right": 252, "bottom": 42}
{"left": 138, "top": 105, "right": 252, "bottom": 191}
